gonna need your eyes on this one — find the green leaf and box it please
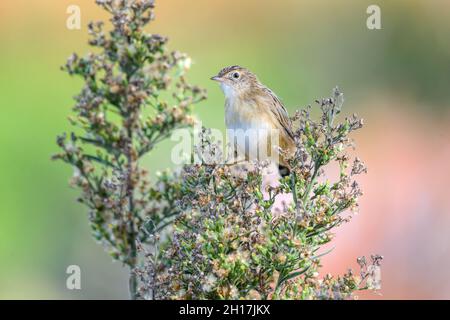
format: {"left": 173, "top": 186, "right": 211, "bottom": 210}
{"left": 278, "top": 265, "right": 311, "bottom": 287}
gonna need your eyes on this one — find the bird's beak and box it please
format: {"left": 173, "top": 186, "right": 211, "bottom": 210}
{"left": 210, "top": 75, "right": 222, "bottom": 82}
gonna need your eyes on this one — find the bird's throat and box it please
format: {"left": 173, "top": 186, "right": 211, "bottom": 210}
{"left": 220, "top": 82, "right": 237, "bottom": 101}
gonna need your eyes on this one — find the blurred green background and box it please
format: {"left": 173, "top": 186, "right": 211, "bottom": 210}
{"left": 1, "top": 0, "right": 449, "bottom": 299}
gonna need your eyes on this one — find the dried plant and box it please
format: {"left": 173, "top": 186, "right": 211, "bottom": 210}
{"left": 53, "top": 0, "right": 205, "bottom": 299}
{"left": 136, "top": 88, "right": 382, "bottom": 300}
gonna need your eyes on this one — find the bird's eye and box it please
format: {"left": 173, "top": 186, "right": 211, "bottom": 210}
{"left": 232, "top": 72, "right": 240, "bottom": 79}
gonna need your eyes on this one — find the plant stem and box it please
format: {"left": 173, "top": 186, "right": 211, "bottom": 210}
{"left": 290, "top": 172, "right": 301, "bottom": 218}
{"left": 129, "top": 248, "right": 138, "bottom": 300}
{"left": 126, "top": 125, "right": 138, "bottom": 300}
{"left": 302, "top": 163, "right": 319, "bottom": 207}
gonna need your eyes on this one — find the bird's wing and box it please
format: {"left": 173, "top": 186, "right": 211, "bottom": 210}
{"left": 260, "top": 87, "right": 295, "bottom": 142}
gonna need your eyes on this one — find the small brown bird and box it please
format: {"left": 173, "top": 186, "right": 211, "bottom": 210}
{"left": 211, "top": 65, "right": 295, "bottom": 176}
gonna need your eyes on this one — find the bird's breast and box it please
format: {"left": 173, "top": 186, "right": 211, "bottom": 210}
{"left": 224, "top": 98, "right": 281, "bottom": 163}
{"left": 225, "top": 99, "right": 272, "bottom": 131}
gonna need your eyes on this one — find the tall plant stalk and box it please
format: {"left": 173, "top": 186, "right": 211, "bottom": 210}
{"left": 53, "top": 0, "right": 205, "bottom": 299}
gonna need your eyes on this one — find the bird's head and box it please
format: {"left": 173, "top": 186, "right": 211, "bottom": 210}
{"left": 211, "top": 65, "right": 258, "bottom": 99}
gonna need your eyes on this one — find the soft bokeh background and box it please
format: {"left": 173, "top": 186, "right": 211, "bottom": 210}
{"left": 1, "top": 0, "right": 449, "bottom": 299}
